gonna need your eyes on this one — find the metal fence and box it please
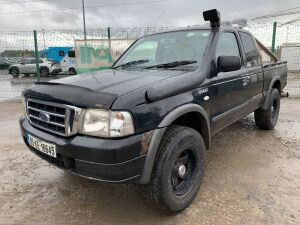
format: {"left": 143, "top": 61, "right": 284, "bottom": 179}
{"left": 0, "top": 24, "right": 300, "bottom": 101}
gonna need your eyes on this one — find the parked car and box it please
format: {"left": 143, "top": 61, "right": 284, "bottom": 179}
{"left": 0, "top": 58, "right": 11, "bottom": 70}
{"left": 8, "top": 58, "right": 62, "bottom": 78}
{"left": 19, "top": 9, "right": 287, "bottom": 213}
{"left": 42, "top": 47, "right": 77, "bottom": 75}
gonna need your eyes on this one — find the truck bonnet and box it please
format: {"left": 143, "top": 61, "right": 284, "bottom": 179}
{"left": 23, "top": 69, "right": 188, "bottom": 109}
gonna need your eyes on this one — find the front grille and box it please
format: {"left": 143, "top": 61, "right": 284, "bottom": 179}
{"left": 26, "top": 98, "right": 81, "bottom": 136}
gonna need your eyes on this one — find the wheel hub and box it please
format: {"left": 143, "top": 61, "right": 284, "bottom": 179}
{"left": 178, "top": 164, "right": 186, "bottom": 178}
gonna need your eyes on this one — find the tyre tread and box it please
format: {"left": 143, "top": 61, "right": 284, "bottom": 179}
{"left": 143, "top": 125, "right": 204, "bottom": 213}
{"left": 255, "top": 88, "right": 280, "bottom": 130}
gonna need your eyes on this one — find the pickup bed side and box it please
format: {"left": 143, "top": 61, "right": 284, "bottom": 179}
{"left": 262, "top": 62, "right": 287, "bottom": 110}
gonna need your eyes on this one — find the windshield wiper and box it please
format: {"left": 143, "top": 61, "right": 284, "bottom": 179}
{"left": 113, "top": 59, "right": 149, "bottom": 69}
{"left": 144, "top": 60, "right": 197, "bottom": 69}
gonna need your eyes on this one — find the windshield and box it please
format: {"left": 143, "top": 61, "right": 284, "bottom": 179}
{"left": 114, "top": 30, "right": 210, "bottom": 70}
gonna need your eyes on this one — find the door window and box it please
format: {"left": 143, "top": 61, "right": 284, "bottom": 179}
{"left": 59, "top": 50, "right": 65, "bottom": 57}
{"left": 216, "top": 32, "right": 240, "bottom": 58}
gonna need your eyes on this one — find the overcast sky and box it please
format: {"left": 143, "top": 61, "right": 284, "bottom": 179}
{"left": 0, "top": 0, "right": 299, "bottom": 31}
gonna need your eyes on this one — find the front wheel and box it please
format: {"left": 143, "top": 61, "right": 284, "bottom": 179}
{"left": 255, "top": 88, "right": 280, "bottom": 130}
{"left": 144, "top": 126, "right": 205, "bottom": 213}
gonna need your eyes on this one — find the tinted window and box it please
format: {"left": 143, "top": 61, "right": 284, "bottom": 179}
{"left": 216, "top": 32, "right": 240, "bottom": 58}
{"left": 239, "top": 32, "right": 260, "bottom": 66}
{"left": 30, "top": 59, "right": 36, "bottom": 64}
{"left": 68, "top": 51, "right": 75, "bottom": 57}
{"left": 21, "top": 59, "right": 30, "bottom": 64}
{"left": 39, "top": 60, "right": 43, "bottom": 63}
{"left": 59, "top": 50, "right": 65, "bottom": 57}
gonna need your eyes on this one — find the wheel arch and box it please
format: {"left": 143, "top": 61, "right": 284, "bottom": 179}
{"left": 140, "top": 104, "right": 210, "bottom": 184}
{"left": 263, "top": 76, "right": 281, "bottom": 110}
{"left": 9, "top": 66, "right": 19, "bottom": 74}
{"left": 158, "top": 104, "right": 210, "bottom": 150}
{"left": 39, "top": 66, "right": 49, "bottom": 72}
{"left": 69, "top": 67, "right": 77, "bottom": 75}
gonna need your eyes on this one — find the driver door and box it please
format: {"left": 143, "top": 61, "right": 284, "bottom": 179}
{"left": 209, "top": 32, "right": 251, "bottom": 133}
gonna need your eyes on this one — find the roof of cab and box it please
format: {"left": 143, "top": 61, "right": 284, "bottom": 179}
{"left": 143, "top": 25, "right": 249, "bottom": 37}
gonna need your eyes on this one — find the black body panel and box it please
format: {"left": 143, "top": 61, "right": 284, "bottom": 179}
{"left": 20, "top": 117, "right": 146, "bottom": 182}
{"left": 24, "top": 83, "right": 118, "bottom": 109}
{"left": 20, "top": 27, "right": 288, "bottom": 184}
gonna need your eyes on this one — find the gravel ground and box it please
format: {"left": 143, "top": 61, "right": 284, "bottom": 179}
{"left": 0, "top": 99, "right": 299, "bottom": 225}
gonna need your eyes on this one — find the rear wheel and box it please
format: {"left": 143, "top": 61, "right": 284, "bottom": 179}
{"left": 143, "top": 126, "right": 205, "bottom": 213}
{"left": 255, "top": 88, "right": 280, "bottom": 130}
{"left": 69, "top": 67, "right": 77, "bottom": 75}
{"left": 10, "top": 67, "right": 19, "bottom": 78}
{"left": 40, "top": 67, "right": 49, "bottom": 77}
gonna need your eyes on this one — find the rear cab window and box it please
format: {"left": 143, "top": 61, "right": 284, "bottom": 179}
{"left": 239, "top": 32, "right": 261, "bottom": 67}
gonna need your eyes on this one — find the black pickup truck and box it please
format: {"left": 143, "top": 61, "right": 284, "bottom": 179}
{"left": 20, "top": 9, "right": 287, "bottom": 212}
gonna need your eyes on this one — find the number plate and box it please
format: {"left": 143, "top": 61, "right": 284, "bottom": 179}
{"left": 27, "top": 133, "right": 56, "bottom": 158}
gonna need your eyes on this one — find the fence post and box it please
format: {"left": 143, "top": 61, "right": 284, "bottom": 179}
{"left": 33, "top": 30, "right": 40, "bottom": 82}
{"left": 271, "top": 22, "right": 277, "bottom": 54}
{"left": 107, "top": 27, "right": 111, "bottom": 50}
{"left": 107, "top": 27, "right": 113, "bottom": 64}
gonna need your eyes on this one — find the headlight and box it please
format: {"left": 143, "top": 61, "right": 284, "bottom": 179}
{"left": 78, "top": 109, "right": 134, "bottom": 137}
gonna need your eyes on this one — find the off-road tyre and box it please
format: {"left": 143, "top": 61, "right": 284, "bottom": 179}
{"left": 143, "top": 125, "right": 205, "bottom": 213}
{"left": 255, "top": 88, "right": 280, "bottom": 130}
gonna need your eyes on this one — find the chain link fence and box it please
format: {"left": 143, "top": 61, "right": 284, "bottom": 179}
{"left": 0, "top": 27, "right": 175, "bottom": 101}
{"left": 245, "top": 22, "right": 300, "bottom": 97}
{"left": 0, "top": 24, "right": 300, "bottom": 101}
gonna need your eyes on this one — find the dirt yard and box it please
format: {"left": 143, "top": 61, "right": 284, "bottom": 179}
{"left": 0, "top": 99, "right": 299, "bottom": 225}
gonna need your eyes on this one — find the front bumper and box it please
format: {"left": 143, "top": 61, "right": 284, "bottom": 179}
{"left": 20, "top": 117, "right": 147, "bottom": 183}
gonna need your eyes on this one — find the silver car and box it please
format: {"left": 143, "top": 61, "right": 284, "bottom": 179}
{"left": 8, "top": 58, "right": 62, "bottom": 78}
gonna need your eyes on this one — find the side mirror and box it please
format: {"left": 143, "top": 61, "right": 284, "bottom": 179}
{"left": 217, "top": 56, "right": 242, "bottom": 72}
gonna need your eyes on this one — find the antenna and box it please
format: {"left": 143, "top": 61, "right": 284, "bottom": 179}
{"left": 203, "top": 9, "right": 221, "bottom": 28}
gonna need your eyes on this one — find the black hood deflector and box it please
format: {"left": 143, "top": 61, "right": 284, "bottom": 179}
{"left": 24, "top": 82, "right": 118, "bottom": 109}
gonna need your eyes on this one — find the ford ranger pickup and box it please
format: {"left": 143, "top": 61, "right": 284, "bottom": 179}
{"left": 19, "top": 9, "right": 287, "bottom": 212}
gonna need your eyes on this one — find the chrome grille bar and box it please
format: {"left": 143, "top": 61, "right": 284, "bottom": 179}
{"left": 27, "top": 106, "right": 65, "bottom": 118}
{"left": 28, "top": 115, "right": 65, "bottom": 127}
{"left": 25, "top": 98, "right": 81, "bottom": 137}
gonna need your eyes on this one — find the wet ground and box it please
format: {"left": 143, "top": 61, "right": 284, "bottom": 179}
{"left": 0, "top": 99, "right": 299, "bottom": 225}
{"left": 0, "top": 70, "right": 69, "bottom": 102}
